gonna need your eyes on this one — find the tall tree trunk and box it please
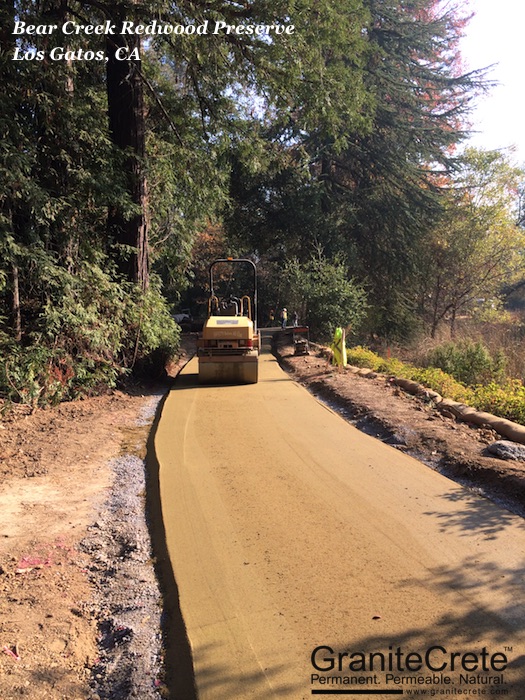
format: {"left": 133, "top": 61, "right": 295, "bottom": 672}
{"left": 0, "top": 0, "right": 14, "bottom": 50}
{"left": 430, "top": 275, "right": 442, "bottom": 338}
{"left": 2, "top": 0, "right": 21, "bottom": 340}
{"left": 106, "top": 20, "right": 149, "bottom": 290}
{"left": 450, "top": 306, "right": 457, "bottom": 338}
{"left": 12, "top": 262, "right": 22, "bottom": 342}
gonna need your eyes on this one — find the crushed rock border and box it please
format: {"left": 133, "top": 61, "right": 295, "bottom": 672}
{"left": 82, "top": 393, "right": 166, "bottom": 700}
{"left": 82, "top": 338, "right": 197, "bottom": 700}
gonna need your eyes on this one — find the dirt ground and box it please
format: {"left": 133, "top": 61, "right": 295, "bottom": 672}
{"left": 1, "top": 339, "right": 524, "bottom": 700}
{"left": 0, "top": 380, "right": 172, "bottom": 700}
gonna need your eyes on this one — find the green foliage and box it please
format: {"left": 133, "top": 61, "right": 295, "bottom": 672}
{"left": 0, "top": 1, "right": 188, "bottom": 406}
{"left": 346, "top": 345, "right": 474, "bottom": 403}
{"left": 346, "top": 346, "right": 474, "bottom": 403}
{"left": 0, "top": 262, "right": 179, "bottom": 407}
{"left": 423, "top": 341, "right": 506, "bottom": 387}
{"left": 309, "top": 0, "right": 487, "bottom": 337}
{"left": 0, "top": 339, "right": 122, "bottom": 408}
{"left": 0, "top": 345, "right": 67, "bottom": 408}
{"left": 470, "top": 298, "right": 513, "bottom": 324}
{"left": 346, "top": 346, "right": 384, "bottom": 370}
{"left": 409, "top": 367, "right": 474, "bottom": 405}
{"left": 0, "top": 0, "right": 498, "bottom": 406}
{"left": 418, "top": 149, "right": 525, "bottom": 336}
{"left": 473, "top": 381, "right": 525, "bottom": 425}
{"left": 281, "top": 255, "right": 368, "bottom": 340}
{"left": 41, "top": 262, "right": 127, "bottom": 358}
{"left": 224, "top": 134, "right": 326, "bottom": 262}
{"left": 222, "top": 0, "right": 489, "bottom": 340}
{"left": 345, "top": 344, "right": 525, "bottom": 425}
{"left": 121, "top": 280, "right": 181, "bottom": 378}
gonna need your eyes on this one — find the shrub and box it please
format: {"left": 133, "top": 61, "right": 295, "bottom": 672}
{"left": 423, "top": 340, "right": 505, "bottom": 387}
{"left": 345, "top": 344, "right": 525, "bottom": 424}
{"left": 410, "top": 367, "right": 474, "bottom": 404}
{"left": 376, "top": 357, "right": 410, "bottom": 377}
{"left": 346, "top": 346, "right": 383, "bottom": 371}
{"left": 282, "top": 255, "right": 368, "bottom": 341}
{"left": 0, "top": 265, "right": 180, "bottom": 408}
{"left": 472, "top": 380, "right": 525, "bottom": 425}
{"left": 121, "top": 280, "right": 180, "bottom": 378}
{"left": 346, "top": 346, "right": 473, "bottom": 404}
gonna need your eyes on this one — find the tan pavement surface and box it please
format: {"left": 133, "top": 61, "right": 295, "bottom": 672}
{"left": 155, "top": 351, "right": 525, "bottom": 699}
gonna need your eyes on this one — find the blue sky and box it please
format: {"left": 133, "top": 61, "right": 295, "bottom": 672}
{"left": 460, "top": 0, "right": 525, "bottom": 165}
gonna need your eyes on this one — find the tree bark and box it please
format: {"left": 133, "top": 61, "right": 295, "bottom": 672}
{"left": 450, "top": 306, "right": 457, "bottom": 338}
{"left": 2, "top": 0, "right": 21, "bottom": 341}
{"left": 106, "top": 20, "right": 149, "bottom": 290}
{"left": 12, "top": 262, "right": 22, "bottom": 342}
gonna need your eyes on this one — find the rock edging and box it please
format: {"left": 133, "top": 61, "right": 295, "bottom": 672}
{"left": 315, "top": 343, "right": 525, "bottom": 446}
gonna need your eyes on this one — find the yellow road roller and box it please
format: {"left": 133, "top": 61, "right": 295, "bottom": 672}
{"left": 197, "top": 258, "right": 260, "bottom": 384}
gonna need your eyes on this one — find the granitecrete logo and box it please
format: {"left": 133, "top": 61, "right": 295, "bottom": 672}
{"left": 310, "top": 645, "right": 511, "bottom": 696}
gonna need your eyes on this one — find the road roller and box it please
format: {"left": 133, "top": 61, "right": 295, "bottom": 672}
{"left": 197, "top": 258, "right": 260, "bottom": 384}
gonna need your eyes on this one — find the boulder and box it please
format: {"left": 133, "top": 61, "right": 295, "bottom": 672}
{"left": 485, "top": 440, "right": 525, "bottom": 461}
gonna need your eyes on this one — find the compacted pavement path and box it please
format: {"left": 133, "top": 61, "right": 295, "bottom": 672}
{"left": 154, "top": 351, "right": 525, "bottom": 699}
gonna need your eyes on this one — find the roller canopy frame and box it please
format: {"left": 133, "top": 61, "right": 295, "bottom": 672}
{"left": 209, "top": 258, "right": 258, "bottom": 333}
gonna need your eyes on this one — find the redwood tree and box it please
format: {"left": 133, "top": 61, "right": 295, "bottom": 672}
{"left": 105, "top": 4, "right": 149, "bottom": 290}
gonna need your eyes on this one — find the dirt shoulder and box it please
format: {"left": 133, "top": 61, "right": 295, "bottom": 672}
{"left": 1, "top": 338, "right": 524, "bottom": 700}
{"left": 276, "top": 344, "right": 525, "bottom": 519}
{"left": 0, "top": 381, "right": 174, "bottom": 700}
{"left": 0, "top": 334, "right": 200, "bottom": 700}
